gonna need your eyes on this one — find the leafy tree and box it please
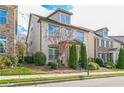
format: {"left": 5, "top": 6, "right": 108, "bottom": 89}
{"left": 116, "top": 48, "right": 124, "bottom": 69}
{"left": 16, "top": 41, "right": 26, "bottom": 62}
{"left": 68, "top": 43, "right": 78, "bottom": 69}
{"left": 80, "top": 43, "right": 88, "bottom": 69}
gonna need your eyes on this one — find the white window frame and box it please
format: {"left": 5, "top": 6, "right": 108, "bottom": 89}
{"left": 48, "top": 47, "right": 59, "bottom": 60}
{"left": 104, "top": 40, "right": 106, "bottom": 47}
{"left": 99, "top": 39, "right": 101, "bottom": 47}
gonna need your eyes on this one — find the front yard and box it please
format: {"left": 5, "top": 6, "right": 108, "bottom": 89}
{"left": 0, "top": 63, "right": 113, "bottom": 76}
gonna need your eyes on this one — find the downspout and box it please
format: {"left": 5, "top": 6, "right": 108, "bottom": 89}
{"left": 39, "top": 20, "right": 42, "bottom": 51}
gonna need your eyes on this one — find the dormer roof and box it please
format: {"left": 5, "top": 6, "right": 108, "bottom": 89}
{"left": 47, "top": 9, "right": 73, "bottom": 18}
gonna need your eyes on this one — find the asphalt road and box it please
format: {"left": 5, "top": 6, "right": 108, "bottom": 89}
{"left": 25, "top": 76, "right": 124, "bottom": 87}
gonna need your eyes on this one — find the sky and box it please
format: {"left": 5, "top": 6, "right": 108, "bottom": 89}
{"left": 18, "top": 5, "right": 124, "bottom": 37}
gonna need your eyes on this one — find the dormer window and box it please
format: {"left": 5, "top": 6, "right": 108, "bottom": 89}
{"left": 60, "top": 14, "right": 70, "bottom": 24}
{"left": 103, "top": 31, "right": 108, "bottom": 38}
{"left": 47, "top": 9, "right": 72, "bottom": 25}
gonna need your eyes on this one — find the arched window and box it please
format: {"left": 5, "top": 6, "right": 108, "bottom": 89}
{"left": 0, "top": 35, "right": 7, "bottom": 53}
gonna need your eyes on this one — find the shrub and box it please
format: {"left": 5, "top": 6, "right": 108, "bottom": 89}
{"left": 80, "top": 43, "right": 88, "bottom": 69}
{"left": 95, "top": 58, "right": 104, "bottom": 67}
{"left": 68, "top": 43, "right": 78, "bottom": 69}
{"left": 48, "top": 62, "right": 58, "bottom": 69}
{"left": 34, "top": 51, "right": 46, "bottom": 66}
{"left": 0, "top": 55, "right": 15, "bottom": 69}
{"left": 116, "top": 48, "right": 124, "bottom": 69}
{"left": 3, "top": 56, "right": 12, "bottom": 67}
{"left": 24, "top": 54, "right": 34, "bottom": 64}
{"left": 88, "top": 62, "right": 100, "bottom": 70}
{"left": 104, "top": 61, "right": 116, "bottom": 69}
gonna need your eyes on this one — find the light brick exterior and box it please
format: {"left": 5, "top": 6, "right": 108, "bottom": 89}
{"left": 0, "top": 5, "right": 18, "bottom": 56}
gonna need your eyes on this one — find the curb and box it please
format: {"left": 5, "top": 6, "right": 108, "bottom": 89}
{"left": 1, "top": 74, "right": 124, "bottom": 87}
{"left": 0, "top": 78, "right": 84, "bottom": 87}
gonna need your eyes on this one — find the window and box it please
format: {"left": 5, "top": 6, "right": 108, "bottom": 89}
{"left": 98, "top": 53, "right": 102, "bottom": 58}
{"left": 76, "top": 31, "right": 84, "bottom": 42}
{"left": 98, "top": 39, "right": 101, "bottom": 47}
{"left": 109, "top": 41, "right": 112, "bottom": 48}
{"left": 101, "top": 40, "right": 104, "bottom": 47}
{"left": 103, "top": 31, "right": 108, "bottom": 38}
{"left": 48, "top": 48, "right": 59, "bottom": 60}
{"left": 104, "top": 40, "right": 106, "bottom": 47}
{"left": 60, "top": 14, "right": 70, "bottom": 24}
{"left": 48, "top": 25, "right": 59, "bottom": 37}
{"left": 0, "top": 9, "right": 8, "bottom": 24}
{"left": 0, "top": 35, "right": 7, "bottom": 53}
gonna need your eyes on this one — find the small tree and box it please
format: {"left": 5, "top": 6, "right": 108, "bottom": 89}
{"left": 34, "top": 51, "right": 46, "bottom": 66}
{"left": 68, "top": 43, "right": 77, "bottom": 69}
{"left": 16, "top": 41, "right": 26, "bottom": 62}
{"left": 80, "top": 43, "right": 88, "bottom": 69}
{"left": 116, "top": 48, "right": 124, "bottom": 69}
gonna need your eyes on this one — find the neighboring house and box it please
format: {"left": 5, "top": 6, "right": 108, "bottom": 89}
{"left": 88, "top": 27, "right": 122, "bottom": 63}
{"left": 26, "top": 9, "right": 93, "bottom": 66}
{"left": 110, "top": 36, "right": 124, "bottom": 48}
{"left": 0, "top": 5, "right": 18, "bottom": 56}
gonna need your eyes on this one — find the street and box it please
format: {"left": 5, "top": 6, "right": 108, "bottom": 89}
{"left": 24, "top": 76, "right": 124, "bottom": 87}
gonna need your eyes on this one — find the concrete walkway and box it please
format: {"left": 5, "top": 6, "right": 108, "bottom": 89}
{"left": 0, "top": 71, "right": 122, "bottom": 80}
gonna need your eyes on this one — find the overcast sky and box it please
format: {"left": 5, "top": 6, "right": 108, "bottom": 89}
{"left": 18, "top": 5, "right": 124, "bottom": 36}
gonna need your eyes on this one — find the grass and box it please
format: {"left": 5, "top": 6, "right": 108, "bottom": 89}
{"left": 0, "top": 67, "right": 34, "bottom": 75}
{"left": 1, "top": 72, "right": 124, "bottom": 84}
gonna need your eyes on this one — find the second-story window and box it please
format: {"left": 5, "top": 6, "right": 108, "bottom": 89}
{"left": 0, "top": 9, "right": 8, "bottom": 24}
{"left": 109, "top": 41, "right": 112, "bottom": 48}
{"left": 60, "top": 14, "right": 70, "bottom": 24}
{"left": 104, "top": 40, "right": 106, "bottom": 47}
{"left": 48, "top": 25, "right": 59, "bottom": 37}
{"left": 98, "top": 39, "right": 101, "bottom": 47}
{"left": 76, "top": 31, "right": 84, "bottom": 42}
{"left": 101, "top": 40, "right": 104, "bottom": 47}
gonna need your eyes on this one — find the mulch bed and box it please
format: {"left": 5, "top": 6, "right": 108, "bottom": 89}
{"left": 21, "top": 64, "right": 112, "bottom": 74}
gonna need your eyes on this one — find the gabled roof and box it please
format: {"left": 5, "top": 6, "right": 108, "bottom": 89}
{"left": 110, "top": 36, "right": 124, "bottom": 44}
{"left": 47, "top": 9, "right": 73, "bottom": 18}
{"left": 95, "top": 27, "right": 109, "bottom": 33}
{"left": 31, "top": 13, "right": 93, "bottom": 32}
{"left": 94, "top": 27, "right": 109, "bottom": 37}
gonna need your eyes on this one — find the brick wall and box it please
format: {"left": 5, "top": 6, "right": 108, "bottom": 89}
{"left": 0, "top": 5, "right": 17, "bottom": 56}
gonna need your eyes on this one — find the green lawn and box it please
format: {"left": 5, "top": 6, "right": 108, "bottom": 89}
{"left": 1, "top": 73, "right": 124, "bottom": 84}
{"left": 0, "top": 67, "right": 34, "bottom": 75}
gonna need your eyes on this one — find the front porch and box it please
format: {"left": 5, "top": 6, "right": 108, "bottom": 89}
{"left": 98, "top": 48, "right": 119, "bottom": 63}
{"left": 48, "top": 40, "right": 81, "bottom": 66}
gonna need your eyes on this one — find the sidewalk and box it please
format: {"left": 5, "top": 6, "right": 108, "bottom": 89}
{"left": 0, "top": 71, "right": 122, "bottom": 80}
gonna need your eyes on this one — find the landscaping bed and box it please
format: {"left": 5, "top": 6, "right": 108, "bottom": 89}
{"left": 22, "top": 64, "right": 113, "bottom": 74}
{"left": 0, "top": 64, "right": 113, "bottom": 76}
